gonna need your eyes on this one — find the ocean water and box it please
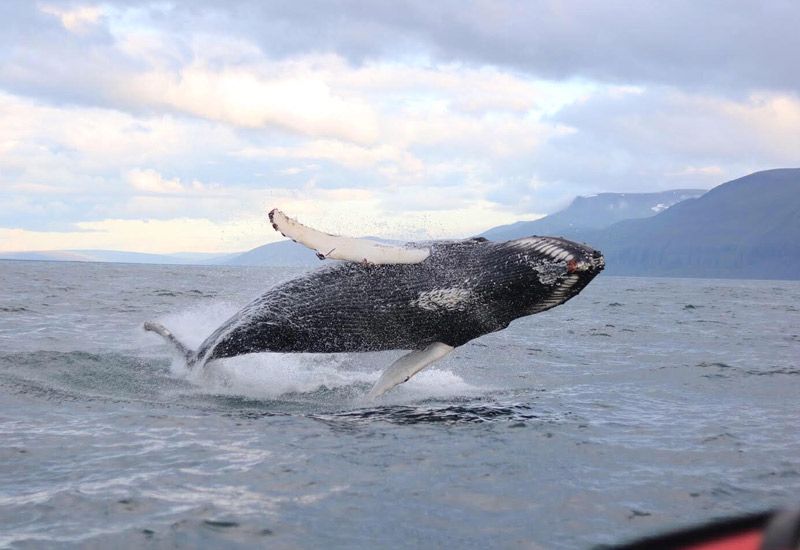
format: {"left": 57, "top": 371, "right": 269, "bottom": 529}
{"left": 0, "top": 260, "right": 798, "bottom": 549}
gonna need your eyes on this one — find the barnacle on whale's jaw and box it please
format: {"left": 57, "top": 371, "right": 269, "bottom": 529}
{"left": 568, "top": 248, "right": 605, "bottom": 274}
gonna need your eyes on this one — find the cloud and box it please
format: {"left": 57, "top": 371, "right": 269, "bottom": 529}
{"left": 669, "top": 166, "right": 725, "bottom": 177}
{"left": 126, "top": 168, "right": 221, "bottom": 195}
{"left": 0, "top": 217, "right": 268, "bottom": 254}
{"left": 1, "top": 183, "right": 528, "bottom": 253}
{"left": 39, "top": 4, "right": 105, "bottom": 34}
{"left": 57, "top": 0, "right": 800, "bottom": 94}
{"left": 127, "top": 168, "right": 186, "bottom": 194}
{"left": 124, "top": 64, "right": 382, "bottom": 143}
{"left": 534, "top": 87, "right": 800, "bottom": 193}
{"left": 0, "top": 91, "right": 241, "bottom": 178}
{"left": 239, "top": 140, "right": 425, "bottom": 178}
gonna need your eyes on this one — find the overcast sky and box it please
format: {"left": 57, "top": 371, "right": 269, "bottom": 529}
{"left": 1, "top": 1, "right": 798, "bottom": 253}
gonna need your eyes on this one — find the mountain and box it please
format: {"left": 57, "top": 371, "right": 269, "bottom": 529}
{"left": 481, "top": 189, "right": 705, "bottom": 241}
{"left": 589, "top": 168, "right": 800, "bottom": 279}
{"left": 224, "top": 240, "right": 321, "bottom": 267}
{"left": 227, "top": 187, "right": 709, "bottom": 268}
{"left": 0, "top": 242, "right": 333, "bottom": 268}
{"left": 225, "top": 236, "right": 402, "bottom": 267}
{"left": 5, "top": 170, "right": 797, "bottom": 278}
{"left": 0, "top": 249, "right": 238, "bottom": 265}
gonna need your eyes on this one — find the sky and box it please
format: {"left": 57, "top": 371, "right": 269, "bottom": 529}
{"left": 1, "top": 1, "right": 799, "bottom": 254}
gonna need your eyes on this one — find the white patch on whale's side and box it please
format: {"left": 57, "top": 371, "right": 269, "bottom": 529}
{"left": 412, "top": 288, "right": 473, "bottom": 311}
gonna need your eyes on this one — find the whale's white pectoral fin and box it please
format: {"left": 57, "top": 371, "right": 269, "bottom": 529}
{"left": 367, "top": 342, "right": 454, "bottom": 399}
{"left": 268, "top": 208, "right": 430, "bottom": 265}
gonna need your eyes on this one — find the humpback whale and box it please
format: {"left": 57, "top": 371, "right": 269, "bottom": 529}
{"left": 145, "top": 209, "right": 605, "bottom": 397}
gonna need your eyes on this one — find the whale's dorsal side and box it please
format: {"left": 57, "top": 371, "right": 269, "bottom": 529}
{"left": 268, "top": 208, "right": 431, "bottom": 265}
{"left": 367, "top": 342, "right": 454, "bottom": 399}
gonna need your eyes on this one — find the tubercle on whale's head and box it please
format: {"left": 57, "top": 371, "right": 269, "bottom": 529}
{"left": 511, "top": 236, "right": 603, "bottom": 270}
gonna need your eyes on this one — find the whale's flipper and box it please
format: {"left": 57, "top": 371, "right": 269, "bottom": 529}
{"left": 268, "top": 208, "right": 430, "bottom": 265}
{"left": 367, "top": 342, "right": 454, "bottom": 398}
{"left": 143, "top": 321, "right": 194, "bottom": 362}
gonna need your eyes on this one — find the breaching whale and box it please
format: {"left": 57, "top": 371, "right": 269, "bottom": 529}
{"left": 144, "top": 209, "right": 605, "bottom": 397}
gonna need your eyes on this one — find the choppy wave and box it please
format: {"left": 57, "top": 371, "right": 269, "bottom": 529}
{"left": 0, "top": 351, "right": 190, "bottom": 404}
{"left": 0, "top": 347, "right": 569, "bottom": 429}
{"left": 0, "top": 349, "right": 500, "bottom": 422}
{"left": 0, "top": 344, "right": 589, "bottom": 437}
{"left": 317, "top": 401, "right": 555, "bottom": 425}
